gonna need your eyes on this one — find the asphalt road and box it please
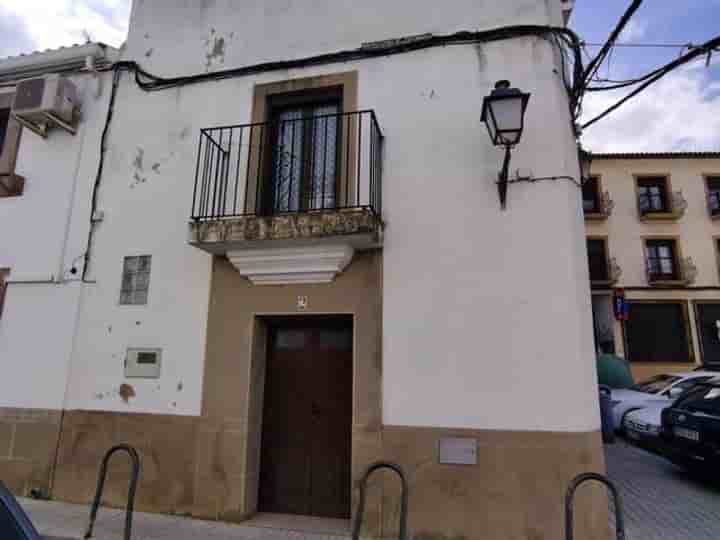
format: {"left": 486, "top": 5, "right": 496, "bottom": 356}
{"left": 605, "top": 440, "right": 720, "bottom": 540}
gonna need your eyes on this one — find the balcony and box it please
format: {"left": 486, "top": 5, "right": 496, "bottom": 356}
{"left": 584, "top": 190, "right": 614, "bottom": 221}
{"left": 639, "top": 190, "right": 687, "bottom": 221}
{"left": 188, "top": 110, "right": 383, "bottom": 284}
{"left": 647, "top": 256, "right": 697, "bottom": 287}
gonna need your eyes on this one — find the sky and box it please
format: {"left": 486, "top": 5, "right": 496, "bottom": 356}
{"left": 0, "top": 0, "right": 718, "bottom": 153}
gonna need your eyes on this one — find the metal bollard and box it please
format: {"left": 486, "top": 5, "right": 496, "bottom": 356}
{"left": 84, "top": 444, "right": 141, "bottom": 540}
{"left": 565, "top": 473, "right": 625, "bottom": 540}
{"left": 351, "top": 462, "right": 408, "bottom": 540}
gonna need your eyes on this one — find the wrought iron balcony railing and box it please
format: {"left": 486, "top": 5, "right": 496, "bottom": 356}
{"left": 584, "top": 190, "right": 614, "bottom": 220}
{"left": 191, "top": 110, "right": 383, "bottom": 221}
{"left": 646, "top": 256, "right": 697, "bottom": 285}
{"left": 590, "top": 257, "right": 622, "bottom": 286}
{"left": 638, "top": 190, "right": 687, "bottom": 220}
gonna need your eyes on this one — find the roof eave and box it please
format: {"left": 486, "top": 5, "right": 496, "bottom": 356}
{"left": 592, "top": 152, "right": 720, "bottom": 160}
{"left": 0, "top": 43, "right": 118, "bottom": 83}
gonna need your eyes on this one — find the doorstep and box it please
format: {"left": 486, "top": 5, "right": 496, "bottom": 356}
{"left": 244, "top": 513, "right": 351, "bottom": 536}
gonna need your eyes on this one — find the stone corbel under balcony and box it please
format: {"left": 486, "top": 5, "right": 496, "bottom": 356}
{"left": 640, "top": 191, "right": 687, "bottom": 221}
{"left": 585, "top": 191, "right": 614, "bottom": 221}
{"left": 648, "top": 256, "right": 697, "bottom": 287}
{"left": 188, "top": 208, "right": 383, "bottom": 285}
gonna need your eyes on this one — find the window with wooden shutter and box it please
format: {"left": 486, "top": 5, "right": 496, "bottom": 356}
{"left": 0, "top": 92, "right": 24, "bottom": 198}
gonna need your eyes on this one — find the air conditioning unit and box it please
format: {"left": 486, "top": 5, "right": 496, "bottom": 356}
{"left": 11, "top": 74, "right": 79, "bottom": 137}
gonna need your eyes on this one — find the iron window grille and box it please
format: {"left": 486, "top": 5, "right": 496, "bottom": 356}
{"left": 120, "top": 256, "right": 152, "bottom": 305}
{"left": 645, "top": 240, "right": 678, "bottom": 281}
{"left": 191, "top": 110, "right": 383, "bottom": 221}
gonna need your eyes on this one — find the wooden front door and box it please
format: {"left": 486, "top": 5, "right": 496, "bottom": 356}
{"left": 259, "top": 319, "right": 353, "bottom": 518}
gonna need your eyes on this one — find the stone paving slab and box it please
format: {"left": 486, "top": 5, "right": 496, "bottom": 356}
{"left": 19, "top": 499, "right": 350, "bottom": 540}
{"left": 605, "top": 440, "right": 720, "bottom": 540}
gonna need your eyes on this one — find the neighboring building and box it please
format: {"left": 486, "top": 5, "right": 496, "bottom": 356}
{"left": 1, "top": 2, "right": 607, "bottom": 539}
{"left": 0, "top": 43, "right": 117, "bottom": 493}
{"left": 585, "top": 152, "right": 720, "bottom": 381}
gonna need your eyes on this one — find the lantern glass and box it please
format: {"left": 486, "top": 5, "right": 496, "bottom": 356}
{"left": 488, "top": 96, "right": 524, "bottom": 144}
{"left": 481, "top": 81, "right": 530, "bottom": 147}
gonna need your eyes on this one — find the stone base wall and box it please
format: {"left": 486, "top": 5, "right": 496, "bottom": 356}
{"left": 45, "top": 410, "right": 608, "bottom": 540}
{"left": 359, "top": 426, "right": 609, "bottom": 540}
{"left": 52, "top": 410, "right": 248, "bottom": 521}
{"left": 0, "top": 408, "right": 62, "bottom": 497}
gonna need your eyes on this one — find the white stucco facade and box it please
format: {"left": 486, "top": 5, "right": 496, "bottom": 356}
{"left": 0, "top": 60, "right": 114, "bottom": 410}
{"left": 51, "top": 0, "right": 600, "bottom": 432}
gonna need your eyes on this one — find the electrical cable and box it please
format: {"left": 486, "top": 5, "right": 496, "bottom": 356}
{"left": 104, "top": 26, "right": 584, "bottom": 98}
{"left": 582, "top": 34, "right": 720, "bottom": 129}
{"left": 81, "top": 66, "right": 121, "bottom": 282}
{"left": 581, "top": 0, "right": 644, "bottom": 87}
{"left": 582, "top": 42, "right": 696, "bottom": 49}
{"left": 77, "top": 24, "right": 585, "bottom": 279}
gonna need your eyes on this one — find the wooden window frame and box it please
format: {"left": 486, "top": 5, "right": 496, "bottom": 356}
{"left": 246, "top": 72, "right": 358, "bottom": 216}
{"left": 634, "top": 174, "right": 673, "bottom": 219}
{"left": 622, "top": 299, "right": 694, "bottom": 364}
{"left": 0, "top": 91, "right": 24, "bottom": 198}
{"left": 704, "top": 174, "right": 720, "bottom": 219}
{"left": 642, "top": 236, "right": 682, "bottom": 284}
{"left": 261, "top": 86, "right": 343, "bottom": 215}
{"left": 714, "top": 235, "right": 720, "bottom": 284}
{"left": 582, "top": 175, "right": 602, "bottom": 215}
{"left": 586, "top": 236, "right": 611, "bottom": 284}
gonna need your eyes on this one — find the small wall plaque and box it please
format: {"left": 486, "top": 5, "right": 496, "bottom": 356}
{"left": 438, "top": 437, "right": 478, "bottom": 465}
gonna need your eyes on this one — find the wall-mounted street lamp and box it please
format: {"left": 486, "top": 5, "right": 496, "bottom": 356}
{"left": 480, "top": 80, "right": 531, "bottom": 210}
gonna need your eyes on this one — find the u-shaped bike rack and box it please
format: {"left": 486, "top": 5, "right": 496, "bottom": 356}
{"left": 565, "top": 473, "right": 625, "bottom": 540}
{"left": 84, "top": 444, "right": 141, "bottom": 540}
{"left": 352, "top": 462, "right": 408, "bottom": 540}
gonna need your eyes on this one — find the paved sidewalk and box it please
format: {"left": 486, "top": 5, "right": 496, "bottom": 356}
{"left": 606, "top": 440, "right": 720, "bottom": 540}
{"left": 19, "top": 443, "right": 720, "bottom": 540}
{"left": 19, "top": 498, "right": 350, "bottom": 540}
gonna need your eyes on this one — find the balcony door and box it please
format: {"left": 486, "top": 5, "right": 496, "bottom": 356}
{"left": 263, "top": 88, "right": 342, "bottom": 215}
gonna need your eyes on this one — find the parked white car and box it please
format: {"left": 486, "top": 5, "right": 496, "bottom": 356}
{"left": 611, "top": 371, "right": 717, "bottom": 431}
{"left": 623, "top": 404, "right": 665, "bottom": 442}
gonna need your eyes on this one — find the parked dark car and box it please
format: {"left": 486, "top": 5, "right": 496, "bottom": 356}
{"left": 661, "top": 379, "right": 720, "bottom": 473}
